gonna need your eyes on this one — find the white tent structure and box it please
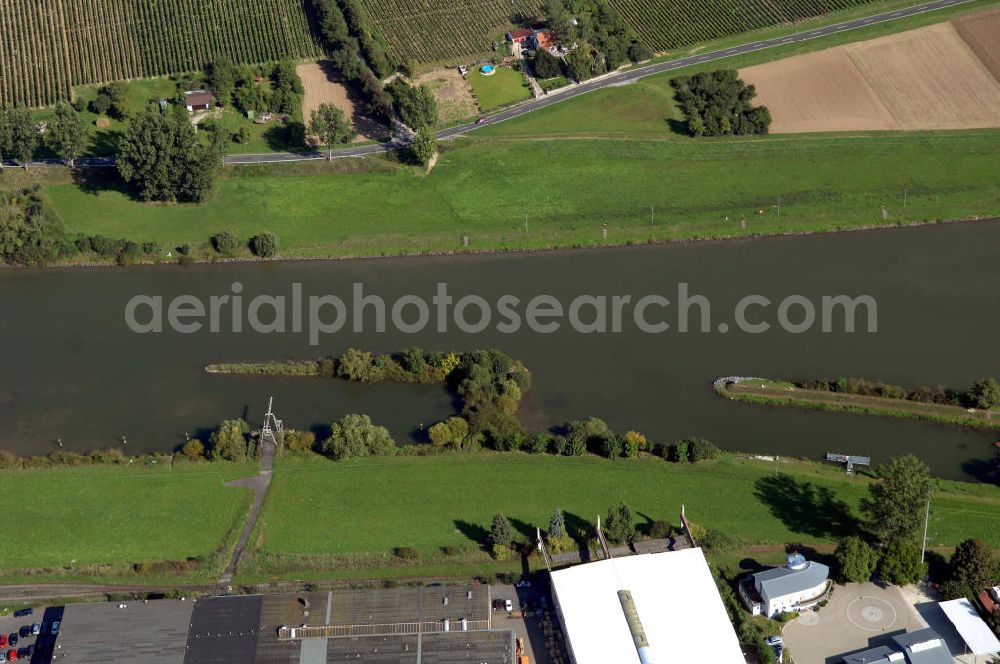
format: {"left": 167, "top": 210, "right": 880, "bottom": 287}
{"left": 938, "top": 599, "right": 1000, "bottom": 657}
{"left": 550, "top": 548, "right": 745, "bottom": 664}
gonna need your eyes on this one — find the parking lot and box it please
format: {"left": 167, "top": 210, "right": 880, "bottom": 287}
{"left": 0, "top": 606, "right": 57, "bottom": 662}
{"left": 781, "top": 582, "right": 972, "bottom": 664}
{"left": 491, "top": 582, "right": 567, "bottom": 664}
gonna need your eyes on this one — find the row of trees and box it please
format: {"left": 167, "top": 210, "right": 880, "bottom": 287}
{"left": 310, "top": 0, "right": 394, "bottom": 122}
{"left": 488, "top": 502, "right": 664, "bottom": 560}
{"left": 800, "top": 376, "right": 1000, "bottom": 411}
{"left": 671, "top": 69, "right": 771, "bottom": 136}
{"left": 1, "top": 103, "right": 86, "bottom": 167}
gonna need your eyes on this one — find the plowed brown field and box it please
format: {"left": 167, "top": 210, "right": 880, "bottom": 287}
{"left": 741, "top": 11, "right": 1000, "bottom": 133}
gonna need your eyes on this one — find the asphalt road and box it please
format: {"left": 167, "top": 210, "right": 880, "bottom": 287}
{"left": 4, "top": 0, "right": 972, "bottom": 169}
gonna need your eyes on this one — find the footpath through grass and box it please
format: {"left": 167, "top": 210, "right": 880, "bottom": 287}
{"left": 0, "top": 462, "right": 253, "bottom": 580}
{"left": 41, "top": 129, "right": 1000, "bottom": 258}
{"left": 253, "top": 454, "right": 1000, "bottom": 569}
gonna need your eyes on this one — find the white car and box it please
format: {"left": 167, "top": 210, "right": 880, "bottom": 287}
{"left": 990, "top": 586, "right": 1000, "bottom": 602}
{"left": 765, "top": 636, "right": 783, "bottom": 646}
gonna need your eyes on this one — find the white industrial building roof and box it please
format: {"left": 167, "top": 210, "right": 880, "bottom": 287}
{"left": 550, "top": 547, "right": 744, "bottom": 664}
{"left": 939, "top": 598, "right": 1000, "bottom": 656}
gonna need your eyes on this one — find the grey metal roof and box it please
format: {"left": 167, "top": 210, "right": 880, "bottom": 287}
{"left": 840, "top": 629, "right": 954, "bottom": 664}
{"left": 58, "top": 600, "right": 194, "bottom": 664}
{"left": 841, "top": 645, "right": 898, "bottom": 663}
{"left": 892, "top": 628, "right": 954, "bottom": 664}
{"left": 755, "top": 561, "right": 829, "bottom": 601}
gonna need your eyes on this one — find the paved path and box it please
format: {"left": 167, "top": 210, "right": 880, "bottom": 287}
{"left": 218, "top": 433, "right": 277, "bottom": 586}
{"left": 1, "top": 0, "right": 973, "bottom": 170}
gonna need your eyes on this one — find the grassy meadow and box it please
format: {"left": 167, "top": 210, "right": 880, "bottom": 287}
{"left": 39, "top": 129, "right": 1000, "bottom": 258}
{"left": 0, "top": 462, "right": 253, "bottom": 579}
{"left": 253, "top": 454, "right": 1000, "bottom": 562}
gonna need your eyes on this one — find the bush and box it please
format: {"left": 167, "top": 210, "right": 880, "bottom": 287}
{"left": 250, "top": 231, "right": 278, "bottom": 258}
{"left": 604, "top": 502, "right": 634, "bottom": 544}
{"left": 700, "top": 528, "right": 739, "bottom": 553}
{"left": 879, "top": 539, "right": 927, "bottom": 586}
{"left": 393, "top": 546, "right": 420, "bottom": 560}
{"left": 89, "top": 93, "right": 111, "bottom": 115}
{"left": 835, "top": 536, "right": 879, "bottom": 583}
{"left": 321, "top": 413, "right": 396, "bottom": 460}
{"left": 524, "top": 433, "right": 550, "bottom": 454}
{"left": 211, "top": 230, "right": 241, "bottom": 255}
{"left": 441, "top": 544, "right": 463, "bottom": 556}
{"left": 89, "top": 235, "right": 118, "bottom": 257}
{"left": 687, "top": 437, "right": 720, "bottom": 462}
{"left": 181, "top": 439, "right": 205, "bottom": 459}
{"left": 284, "top": 429, "right": 317, "bottom": 452}
{"left": 648, "top": 520, "right": 672, "bottom": 539}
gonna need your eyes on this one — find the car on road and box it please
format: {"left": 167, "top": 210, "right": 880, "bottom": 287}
{"left": 12, "top": 610, "right": 31, "bottom": 618}
{"left": 476, "top": 117, "right": 486, "bottom": 125}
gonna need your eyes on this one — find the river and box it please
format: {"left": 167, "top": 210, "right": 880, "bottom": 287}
{"left": 1, "top": 220, "right": 998, "bottom": 480}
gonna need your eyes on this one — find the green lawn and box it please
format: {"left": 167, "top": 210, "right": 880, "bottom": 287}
{"left": 43, "top": 130, "right": 1000, "bottom": 258}
{"left": 0, "top": 462, "right": 253, "bottom": 577}
{"left": 255, "top": 454, "right": 1000, "bottom": 561}
{"left": 468, "top": 66, "right": 531, "bottom": 111}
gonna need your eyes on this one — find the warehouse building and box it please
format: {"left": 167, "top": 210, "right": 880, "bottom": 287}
{"left": 42, "top": 586, "right": 515, "bottom": 664}
{"left": 550, "top": 547, "right": 745, "bottom": 664}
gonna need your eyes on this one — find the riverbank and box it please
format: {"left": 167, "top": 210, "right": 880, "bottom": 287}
{"left": 717, "top": 378, "right": 1000, "bottom": 431}
{"left": 2, "top": 451, "right": 999, "bottom": 585}
{"left": 2, "top": 128, "right": 992, "bottom": 264}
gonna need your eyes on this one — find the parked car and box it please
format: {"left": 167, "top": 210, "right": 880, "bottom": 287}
{"left": 17, "top": 626, "right": 28, "bottom": 638}
{"left": 0, "top": 635, "right": 6, "bottom": 648}
{"left": 4, "top": 650, "right": 14, "bottom": 662}
{"left": 50, "top": 621, "right": 60, "bottom": 635}
{"left": 491, "top": 599, "right": 513, "bottom": 612}
{"left": 29, "top": 624, "right": 39, "bottom": 637}
{"left": 991, "top": 586, "right": 1000, "bottom": 602}
{"left": 12, "top": 609, "right": 31, "bottom": 618}
{"left": 5, "top": 635, "right": 14, "bottom": 647}
{"left": 0, "top": 651, "right": 6, "bottom": 662}
{"left": 15, "top": 649, "right": 26, "bottom": 660}
{"left": 515, "top": 578, "right": 532, "bottom": 589}
{"left": 773, "top": 644, "right": 784, "bottom": 663}
{"left": 765, "top": 635, "right": 783, "bottom": 646}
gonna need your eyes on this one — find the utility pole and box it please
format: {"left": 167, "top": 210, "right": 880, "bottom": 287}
{"left": 920, "top": 497, "right": 931, "bottom": 563}
{"left": 903, "top": 189, "right": 908, "bottom": 208}
{"left": 650, "top": 205, "right": 654, "bottom": 226}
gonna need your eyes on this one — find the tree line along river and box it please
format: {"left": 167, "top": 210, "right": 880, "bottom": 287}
{"left": 0, "top": 219, "right": 998, "bottom": 481}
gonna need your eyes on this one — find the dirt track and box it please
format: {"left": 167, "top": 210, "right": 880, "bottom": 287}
{"left": 742, "top": 9, "right": 1000, "bottom": 133}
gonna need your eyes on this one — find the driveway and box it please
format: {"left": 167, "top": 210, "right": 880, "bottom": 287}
{"left": 783, "top": 582, "right": 928, "bottom": 664}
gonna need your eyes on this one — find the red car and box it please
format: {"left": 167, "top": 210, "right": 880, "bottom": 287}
{"left": 6, "top": 649, "right": 15, "bottom": 661}
{"left": 0, "top": 635, "right": 6, "bottom": 648}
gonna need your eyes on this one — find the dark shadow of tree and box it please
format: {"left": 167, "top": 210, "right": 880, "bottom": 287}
{"left": 754, "top": 473, "right": 860, "bottom": 540}
{"left": 454, "top": 519, "right": 489, "bottom": 550}
{"left": 71, "top": 166, "right": 129, "bottom": 197}
{"left": 509, "top": 516, "right": 536, "bottom": 543}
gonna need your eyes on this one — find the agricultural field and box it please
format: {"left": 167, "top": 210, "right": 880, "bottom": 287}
{"left": 0, "top": 0, "right": 319, "bottom": 108}
{"left": 742, "top": 11, "right": 1000, "bottom": 132}
{"left": 610, "top": 0, "right": 902, "bottom": 53}
{"left": 359, "top": 0, "right": 541, "bottom": 63}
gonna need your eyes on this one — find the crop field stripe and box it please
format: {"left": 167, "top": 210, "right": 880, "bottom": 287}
{"left": 1, "top": 0, "right": 319, "bottom": 107}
